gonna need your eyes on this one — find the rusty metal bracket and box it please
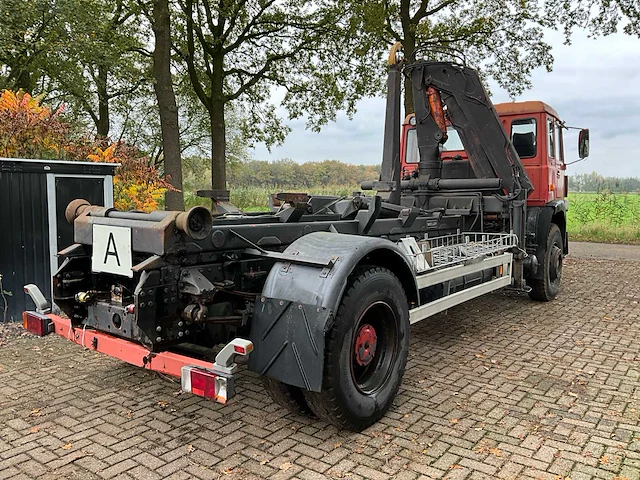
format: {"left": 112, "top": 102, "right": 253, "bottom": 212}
{"left": 179, "top": 268, "right": 216, "bottom": 295}
{"left": 319, "top": 256, "right": 339, "bottom": 278}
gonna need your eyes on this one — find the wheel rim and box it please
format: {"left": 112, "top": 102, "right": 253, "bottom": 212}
{"left": 549, "top": 244, "right": 563, "bottom": 283}
{"left": 354, "top": 324, "right": 377, "bottom": 367}
{"left": 350, "top": 301, "right": 398, "bottom": 394}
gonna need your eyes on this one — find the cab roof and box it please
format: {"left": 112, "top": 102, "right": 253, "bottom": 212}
{"left": 494, "top": 101, "right": 560, "bottom": 120}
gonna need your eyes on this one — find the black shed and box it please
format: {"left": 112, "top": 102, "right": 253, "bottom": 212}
{"left": 0, "top": 158, "right": 116, "bottom": 321}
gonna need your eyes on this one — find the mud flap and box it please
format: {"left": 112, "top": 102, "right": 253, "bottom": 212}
{"left": 247, "top": 232, "right": 416, "bottom": 393}
{"left": 248, "top": 297, "right": 331, "bottom": 392}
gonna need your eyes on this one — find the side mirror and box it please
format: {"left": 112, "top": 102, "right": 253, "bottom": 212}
{"left": 578, "top": 128, "right": 589, "bottom": 159}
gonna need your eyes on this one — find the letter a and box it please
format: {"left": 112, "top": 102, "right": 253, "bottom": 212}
{"left": 104, "top": 232, "right": 121, "bottom": 266}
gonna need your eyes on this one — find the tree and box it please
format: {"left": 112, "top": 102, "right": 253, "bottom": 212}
{"left": 173, "top": 0, "right": 380, "bottom": 190}
{"left": 150, "top": 0, "right": 184, "bottom": 210}
{"left": 0, "top": 0, "right": 57, "bottom": 92}
{"left": 0, "top": 88, "right": 172, "bottom": 211}
{"left": 545, "top": 0, "right": 640, "bottom": 39}
{"left": 49, "top": 0, "right": 150, "bottom": 137}
{"left": 347, "top": 0, "right": 555, "bottom": 115}
{"left": 1, "top": 0, "right": 157, "bottom": 142}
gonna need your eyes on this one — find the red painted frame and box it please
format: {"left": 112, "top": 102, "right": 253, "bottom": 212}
{"left": 43, "top": 313, "right": 213, "bottom": 377}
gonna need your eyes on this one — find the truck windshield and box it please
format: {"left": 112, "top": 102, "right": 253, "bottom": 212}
{"left": 405, "top": 127, "right": 464, "bottom": 163}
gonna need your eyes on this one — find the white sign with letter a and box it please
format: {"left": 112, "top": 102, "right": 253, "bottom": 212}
{"left": 91, "top": 224, "right": 133, "bottom": 278}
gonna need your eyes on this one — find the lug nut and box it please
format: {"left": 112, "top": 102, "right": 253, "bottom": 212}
{"left": 185, "top": 330, "right": 190, "bottom": 335}
{"left": 156, "top": 336, "right": 162, "bottom": 342}
{"left": 178, "top": 321, "right": 184, "bottom": 327}
{"left": 178, "top": 331, "right": 184, "bottom": 338}
{"left": 156, "top": 326, "right": 162, "bottom": 332}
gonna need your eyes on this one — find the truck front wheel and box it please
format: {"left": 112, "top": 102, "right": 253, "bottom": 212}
{"left": 529, "top": 223, "right": 563, "bottom": 301}
{"left": 303, "top": 266, "right": 410, "bottom": 431}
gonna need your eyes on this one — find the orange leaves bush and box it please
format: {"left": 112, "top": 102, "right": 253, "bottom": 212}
{"left": 0, "top": 90, "right": 68, "bottom": 159}
{"left": 0, "top": 89, "right": 171, "bottom": 212}
{"left": 88, "top": 142, "right": 175, "bottom": 212}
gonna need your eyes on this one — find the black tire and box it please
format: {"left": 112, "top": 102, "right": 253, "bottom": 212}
{"left": 261, "top": 377, "right": 314, "bottom": 416}
{"left": 529, "top": 223, "right": 563, "bottom": 301}
{"left": 303, "top": 266, "right": 410, "bottom": 431}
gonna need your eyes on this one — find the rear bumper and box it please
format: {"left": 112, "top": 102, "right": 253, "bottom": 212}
{"left": 22, "top": 311, "right": 252, "bottom": 404}
{"left": 31, "top": 312, "right": 214, "bottom": 375}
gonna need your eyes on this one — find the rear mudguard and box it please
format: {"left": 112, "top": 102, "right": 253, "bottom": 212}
{"left": 247, "top": 231, "right": 417, "bottom": 392}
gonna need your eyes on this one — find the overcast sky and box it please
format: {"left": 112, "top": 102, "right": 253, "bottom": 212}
{"left": 252, "top": 29, "right": 640, "bottom": 178}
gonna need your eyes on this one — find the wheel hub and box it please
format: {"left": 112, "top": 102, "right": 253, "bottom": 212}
{"left": 354, "top": 324, "right": 377, "bottom": 367}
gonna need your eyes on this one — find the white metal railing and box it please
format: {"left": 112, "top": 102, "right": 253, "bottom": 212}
{"left": 402, "top": 232, "right": 518, "bottom": 272}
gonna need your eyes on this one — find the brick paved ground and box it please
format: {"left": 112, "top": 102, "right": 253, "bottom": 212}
{"left": 1, "top": 255, "right": 640, "bottom": 480}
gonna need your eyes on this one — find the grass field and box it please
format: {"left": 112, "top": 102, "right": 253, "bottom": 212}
{"left": 186, "top": 186, "right": 640, "bottom": 245}
{"left": 567, "top": 192, "right": 640, "bottom": 244}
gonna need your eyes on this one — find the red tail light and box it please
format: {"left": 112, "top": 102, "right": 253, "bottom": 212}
{"left": 181, "top": 366, "right": 230, "bottom": 403}
{"left": 190, "top": 369, "right": 218, "bottom": 399}
{"left": 22, "top": 312, "right": 53, "bottom": 336}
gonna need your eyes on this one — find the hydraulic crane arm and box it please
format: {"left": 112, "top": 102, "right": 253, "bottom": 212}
{"left": 405, "top": 60, "right": 534, "bottom": 195}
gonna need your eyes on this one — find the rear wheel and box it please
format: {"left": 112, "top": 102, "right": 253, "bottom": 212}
{"left": 262, "top": 377, "right": 313, "bottom": 416}
{"left": 529, "top": 223, "right": 563, "bottom": 301}
{"left": 303, "top": 266, "right": 410, "bottom": 431}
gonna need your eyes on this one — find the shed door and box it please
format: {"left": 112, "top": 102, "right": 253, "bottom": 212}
{"left": 55, "top": 177, "right": 105, "bottom": 263}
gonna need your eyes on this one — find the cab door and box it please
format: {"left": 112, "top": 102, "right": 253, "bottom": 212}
{"left": 546, "top": 116, "right": 564, "bottom": 200}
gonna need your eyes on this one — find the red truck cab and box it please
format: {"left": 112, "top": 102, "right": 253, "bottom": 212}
{"left": 400, "top": 101, "right": 569, "bottom": 205}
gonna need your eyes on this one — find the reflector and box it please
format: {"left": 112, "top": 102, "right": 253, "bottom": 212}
{"left": 190, "top": 368, "right": 218, "bottom": 400}
{"left": 22, "top": 312, "right": 52, "bottom": 336}
{"left": 181, "top": 365, "right": 231, "bottom": 404}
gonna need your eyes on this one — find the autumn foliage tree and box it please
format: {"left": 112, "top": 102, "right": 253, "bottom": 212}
{"left": 87, "top": 142, "right": 175, "bottom": 211}
{"left": 0, "top": 90, "right": 68, "bottom": 158}
{"left": 0, "top": 89, "right": 171, "bottom": 212}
